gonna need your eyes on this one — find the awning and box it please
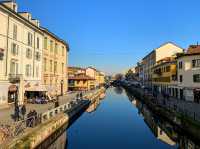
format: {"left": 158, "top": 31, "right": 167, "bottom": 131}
{"left": 25, "top": 85, "right": 47, "bottom": 92}
{"left": 8, "top": 85, "right": 17, "bottom": 92}
{"left": 0, "top": 48, "right": 4, "bottom": 53}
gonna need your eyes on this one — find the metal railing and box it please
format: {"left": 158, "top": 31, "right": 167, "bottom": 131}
{"left": 0, "top": 115, "right": 39, "bottom": 145}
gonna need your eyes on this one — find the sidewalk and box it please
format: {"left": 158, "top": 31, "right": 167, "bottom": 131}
{"left": 143, "top": 89, "right": 200, "bottom": 121}
{"left": 0, "top": 90, "right": 96, "bottom": 125}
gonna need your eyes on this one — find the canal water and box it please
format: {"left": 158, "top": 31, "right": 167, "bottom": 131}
{"left": 49, "top": 87, "right": 199, "bottom": 149}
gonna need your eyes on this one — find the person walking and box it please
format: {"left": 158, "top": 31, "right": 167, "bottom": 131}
{"left": 80, "top": 92, "right": 83, "bottom": 99}
{"left": 14, "top": 105, "right": 20, "bottom": 121}
{"left": 21, "top": 104, "right": 26, "bottom": 120}
{"left": 76, "top": 93, "right": 79, "bottom": 100}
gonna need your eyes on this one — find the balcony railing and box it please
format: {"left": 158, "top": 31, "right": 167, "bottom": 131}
{"left": 8, "top": 74, "right": 22, "bottom": 83}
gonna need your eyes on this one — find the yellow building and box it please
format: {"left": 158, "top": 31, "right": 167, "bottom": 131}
{"left": 68, "top": 74, "right": 95, "bottom": 91}
{"left": 98, "top": 72, "right": 105, "bottom": 86}
{"left": 152, "top": 57, "right": 177, "bottom": 96}
{"left": 41, "top": 28, "right": 69, "bottom": 97}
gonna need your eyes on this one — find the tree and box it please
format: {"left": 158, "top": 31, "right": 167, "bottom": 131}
{"left": 115, "top": 73, "right": 123, "bottom": 81}
{"left": 125, "top": 69, "right": 135, "bottom": 80}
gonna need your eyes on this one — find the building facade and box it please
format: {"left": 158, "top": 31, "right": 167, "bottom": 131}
{"left": 0, "top": 1, "right": 43, "bottom": 105}
{"left": 142, "top": 42, "right": 183, "bottom": 89}
{"left": 176, "top": 45, "right": 200, "bottom": 102}
{"left": 42, "top": 28, "right": 69, "bottom": 97}
{"left": 152, "top": 57, "right": 178, "bottom": 97}
{"left": 68, "top": 67, "right": 95, "bottom": 91}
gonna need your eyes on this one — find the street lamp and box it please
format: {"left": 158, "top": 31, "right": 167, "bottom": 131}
{"left": 60, "top": 80, "right": 64, "bottom": 96}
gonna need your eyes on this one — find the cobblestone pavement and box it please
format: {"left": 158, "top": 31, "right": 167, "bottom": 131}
{"left": 0, "top": 90, "right": 96, "bottom": 125}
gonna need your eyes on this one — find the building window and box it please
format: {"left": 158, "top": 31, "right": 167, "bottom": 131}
{"left": 192, "top": 59, "right": 200, "bottom": 68}
{"left": 10, "top": 61, "right": 18, "bottom": 74}
{"left": 13, "top": 24, "right": 17, "bottom": 40}
{"left": 54, "top": 61, "right": 57, "bottom": 73}
{"left": 166, "top": 66, "right": 170, "bottom": 72}
{"left": 55, "top": 43, "right": 58, "bottom": 54}
{"left": 193, "top": 74, "right": 200, "bottom": 83}
{"left": 179, "top": 75, "right": 183, "bottom": 83}
{"left": 36, "top": 66, "right": 39, "bottom": 77}
{"left": 62, "top": 46, "right": 64, "bottom": 56}
{"left": 25, "top": 64, "right": 31, "bottom": 77}
{"left": 28, "top": 32, "right": 33, "bottom": 46}
{"left": 26, "top": 48, "right": 32, "bottom": 59}
{"left": 37, "top": 37, "right": 40, "bottom": 49}
{"left": 50, "top": 40, "right": 53, "bottom": 52}
{"left": 44, "top": 58, "right": 47, "bottom": 71}
{"left": 44, "top": 37, "right": 47, "bottom": 49}
{"left": 62, "top": 63, "right": 64, "bottom": 74}
{"left": 35, "top": 52, "right": 41, "bottom": 61}
{"left": 11, "top": 43, "right": 18, "bottom": 56}
{"left": 50, "top": 60, "right": 53, "bottom": 72}
{"left": 44, "top": 79, "right": 47, "bottom": 85}
{"left": 178, "top": 61, "right": 183, "bottom": 69}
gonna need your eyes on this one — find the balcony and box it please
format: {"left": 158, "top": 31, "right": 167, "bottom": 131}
{"left": 9, "top": 74, "right": 22, "bottom": 83}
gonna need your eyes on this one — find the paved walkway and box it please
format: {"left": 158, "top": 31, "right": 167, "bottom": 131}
{"left": 0, "top": 90, "right": 96, "bottom": 124}
{"left": 136, "top": 87, "right": 200, "bottom": 122}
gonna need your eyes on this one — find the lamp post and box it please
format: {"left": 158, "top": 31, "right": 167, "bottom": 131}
{"left": 60, "top": 80, "right": 64, "bottom": 96}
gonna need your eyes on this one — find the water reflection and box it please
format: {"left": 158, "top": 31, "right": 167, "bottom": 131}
{"left": 49, "top": 88, "right": 200, "bottom": 149}
{"left": 114, "top": 87, "right": 123, "bottom": 95}
{"left": 126, "top": 90, "right": 200, "bottom": 149}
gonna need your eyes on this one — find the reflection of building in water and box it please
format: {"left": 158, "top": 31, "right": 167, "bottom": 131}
{"left": 179, "top": 136, "right": 200, "bottom": 149}
{"left": 141, "top": 105, "right": 176, "bottom": 146}
{"left": 100, "top": 92, "right": 106, "bottom": 100}
{"left": 157, "top": 126, "right": 176, "bottom": 146}
{"left": 126, "top": 90, "right": 200, "bottom": 149}
{"left": 87, "top": 97, "right": 100, "bottom": 113}
{"left": 48, "top": 131, "right": 67, "bottom": 149}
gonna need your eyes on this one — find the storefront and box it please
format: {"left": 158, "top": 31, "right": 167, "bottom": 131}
{"left": 24, "top": 83, "right": 47, "bottom": 103}
{"left": 8, "top": 84, "right": 18, "bottom": 103}
{"left": 194, "top": 88, "right": 200, "bottom": 103}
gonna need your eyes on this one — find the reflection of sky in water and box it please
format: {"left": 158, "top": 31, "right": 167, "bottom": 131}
{"left": 67, "top": 88, "right": 175, "bottom": 149}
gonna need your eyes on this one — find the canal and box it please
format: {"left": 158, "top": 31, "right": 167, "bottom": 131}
{"left": 48, "top": 87, "right": 200, "bottom": 149}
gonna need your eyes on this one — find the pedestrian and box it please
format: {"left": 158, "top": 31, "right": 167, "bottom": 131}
{"left": 14, "top": 105, "right": 20, "bottom": 121}
{"left": 21, "top": 104, "right": 26, "bottom": 120}
{"left": 32, "top": 110, "right": 38, "bottom": 126}
{"left": 76, "top": 93, "right": 79, "bottom": 100}
{"left": 26, "top": 110, "right": 32, "bottom": 127}
{"left": 80, "top": 92, "right": 83, "bottom": 99}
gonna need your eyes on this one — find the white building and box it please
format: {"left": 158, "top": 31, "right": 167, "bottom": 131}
{"left": 0, "top": 1, "right": 43, "bottom": 106}
{"left": 176, "top": 45, "right": 200, "bottom": 103}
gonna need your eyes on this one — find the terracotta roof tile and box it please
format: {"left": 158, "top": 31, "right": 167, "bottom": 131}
{"left": 187, "top": 45, "right": 200, "bottom": 54}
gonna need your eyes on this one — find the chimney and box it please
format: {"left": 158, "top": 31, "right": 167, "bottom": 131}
{"left": 18, "top": 12, "right": 32, "bottom": 21}
{"left": 2, "top": 1, "right": 18, "bottom": 12}
{"left": 31, "top": 19, "right": 40, "bottom": 27}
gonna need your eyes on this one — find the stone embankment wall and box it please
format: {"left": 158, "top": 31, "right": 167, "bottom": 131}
{"left": 6, "top": 114, "right": 69, "bottom": 149}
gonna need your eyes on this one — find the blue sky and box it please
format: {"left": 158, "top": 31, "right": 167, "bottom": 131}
{"left": 17, "top": 0, "right": 200, "bottom": 75}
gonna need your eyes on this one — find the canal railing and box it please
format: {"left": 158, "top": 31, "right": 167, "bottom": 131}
{"left": 0, "top": 98, "right": 85, "bottom": 146}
